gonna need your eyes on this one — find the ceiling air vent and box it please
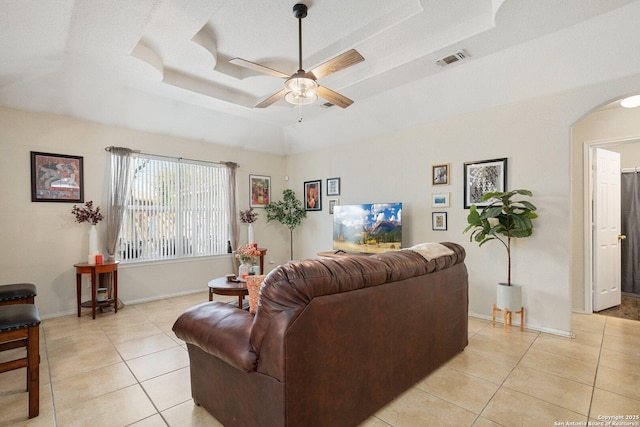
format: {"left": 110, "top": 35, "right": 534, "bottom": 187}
{"left": 321, "top": 102, "right": 335, "bottom": 108}
{"left": 435, "top": 49, "right": 469, "bottom": 67}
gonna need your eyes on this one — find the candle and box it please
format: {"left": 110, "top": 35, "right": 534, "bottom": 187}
{"left": 87, "top": 254, "right": 96, "bottom": 264}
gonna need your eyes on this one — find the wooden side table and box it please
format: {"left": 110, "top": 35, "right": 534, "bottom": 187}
{"left": 208, "top": 277, "right": 248, "bottom": 309}
{"left": 74, "top": 261, "right": 119, "bottom": 319}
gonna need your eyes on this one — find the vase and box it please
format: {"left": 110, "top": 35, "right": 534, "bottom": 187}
{"left": 238, "top": 261, "right": 252, "bottom": 281}
{"left": 247, "top": 223, "right": 254, "bottom": 245}
{"left": 88, "top": 224, "right": 98, "bottom": 264}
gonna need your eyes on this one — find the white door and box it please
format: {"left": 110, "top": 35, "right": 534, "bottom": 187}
{"left": 593, "top": 148, "right": 622, "bottom": 311}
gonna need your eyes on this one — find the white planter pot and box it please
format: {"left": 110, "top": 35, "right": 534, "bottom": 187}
{"left": 496, "top": 283, "right": 522, "bottom": 312}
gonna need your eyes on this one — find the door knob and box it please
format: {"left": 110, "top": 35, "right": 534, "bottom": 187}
{"left": 619, "top": 235, "right": 627, "bottom": 241}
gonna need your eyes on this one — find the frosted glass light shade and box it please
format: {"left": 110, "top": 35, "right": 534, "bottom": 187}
{"left": 284, "top": 76, "right": 318, "bottom": 105}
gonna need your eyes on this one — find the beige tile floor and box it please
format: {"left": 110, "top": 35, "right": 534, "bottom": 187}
{"left": 1, "top": 292, "right": 639, "bottom": 426}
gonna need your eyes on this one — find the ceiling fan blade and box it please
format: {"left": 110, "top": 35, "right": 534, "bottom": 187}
{"left": 317, "top": 86, "right": 354, "bottom": 109}
{"left": 229, "top": 58, "right": 290, "bottom": 79}
{"left": 255, "top": 89, "right": 286, "bottom": 108}
{"left": 310, "top": 49, "right": 364, "bottom": 79}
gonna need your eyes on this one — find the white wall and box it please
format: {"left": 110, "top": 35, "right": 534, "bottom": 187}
{"left": 287, "top": 75, "right": 640, "bottom": 336}
{"left": 0, "top": 107, "right": 289, "bottom": 318}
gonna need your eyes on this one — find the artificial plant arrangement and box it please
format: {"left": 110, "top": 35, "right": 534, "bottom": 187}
{"left": 235, "top": 243, "right": 262, "bottom": 264}
{"left": 464, "top": 189, "right": 538, "bottom": 287}
{"left": 71, "top": 200, "right": 104, "bottom": 225}
{"left": 264, "top": 189, "right": 306, "bottom": 260}
{"left": 239, "top": 208, "right": 258, "bottom": 224}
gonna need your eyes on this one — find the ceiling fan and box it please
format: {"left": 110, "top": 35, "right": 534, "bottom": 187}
{"left": 230, "top": 3, "right": 364, "bottom": 109}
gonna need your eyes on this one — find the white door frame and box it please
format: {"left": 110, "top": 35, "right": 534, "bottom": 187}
{"left": 583, "top": 136, "right": 640, "bottom": 313}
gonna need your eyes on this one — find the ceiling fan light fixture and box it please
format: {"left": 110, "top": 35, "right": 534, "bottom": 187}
{"left": 284, "top": 76, "right": 318, "bottom": 105}
{"left": 621, "top": 95, "right": 640, "bottom": 108}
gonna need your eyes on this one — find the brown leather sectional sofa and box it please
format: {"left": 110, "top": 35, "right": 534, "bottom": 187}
{"left": 172, "top": 243, "right": 468, "bottom": 426}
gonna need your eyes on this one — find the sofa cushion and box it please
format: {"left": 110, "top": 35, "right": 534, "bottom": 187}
{"left": 173, "top": 302, "right": 258, "bottom": 372}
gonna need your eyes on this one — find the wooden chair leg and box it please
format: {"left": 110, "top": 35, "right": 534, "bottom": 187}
{"left": 27, "top": 324, "right": 39, "bottom": 418}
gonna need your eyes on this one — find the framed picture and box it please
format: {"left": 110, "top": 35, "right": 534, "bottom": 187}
{"left": 431, "top": 192, "right": 450, "bottom": 208}
{"left": 432, "top": 212, "right": 447, "bottom": 231}
{"left": 327, "top": 177, "right": 341, "bottom": 196}
{"left": 329, "top": 199, "right": 339, "bottom": 214}
{"left": 304, "top": 180, "right": 322, "bottom": 211}
{"left": 250, "top": 175, "right": 271, "bottom": 208}
{"left": 463, "top": 158, "right": 507, "bottom": 209}
{"left": 432, "top": 163, "right": 450, "bottom": 186}
{"left": 31, "top": 151, "right": 84, "bottom": 202}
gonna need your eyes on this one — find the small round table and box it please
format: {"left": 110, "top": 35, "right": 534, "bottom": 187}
{"left": 74, "top": 260, "right": 119, "bottom": 319}
{"left": 208, "top": 277, "right": 248, "bottom": 309}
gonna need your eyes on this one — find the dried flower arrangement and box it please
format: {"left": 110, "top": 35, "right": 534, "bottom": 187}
{"left": 235, "top": 244, "right": 262, "bottom": 263}
{"left": 239, "top": 208, "right": 258, "bottom": 224}
{"left": 71, "top": 201, "right": 104, "bottom": 225}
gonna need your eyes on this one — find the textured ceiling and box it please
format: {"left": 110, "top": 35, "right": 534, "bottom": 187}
{"left": 1, "top": 0, "right": 640, "bottom": 154}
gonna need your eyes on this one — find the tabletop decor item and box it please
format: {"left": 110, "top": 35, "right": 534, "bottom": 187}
{"left": 71, "top": 200, "right": 104, "bottom": 264}
{"left": 240, "top": 208, "right": 258, "bottom": 244}
{"left": 235, "top": 244, "right": 262, "bottom": 280}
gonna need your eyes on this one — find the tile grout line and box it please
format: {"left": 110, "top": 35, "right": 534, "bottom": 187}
{"left": 585, "top": 315, "right": 607, "bottom": 421}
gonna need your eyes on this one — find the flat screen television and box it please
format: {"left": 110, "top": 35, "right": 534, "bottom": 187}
{"left": 332, "top": 202, "right": 402, "bottom": 254}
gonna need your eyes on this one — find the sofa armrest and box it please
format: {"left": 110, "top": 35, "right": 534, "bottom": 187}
{"left": 172, "top": 302, "right": 257, "bottom": 372}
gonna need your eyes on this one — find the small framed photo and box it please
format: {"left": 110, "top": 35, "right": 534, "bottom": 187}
{"left": 250, "top": 175, "right": 271, "bottom": 208}
{"left": 31, "top": 151, "right": 84, "bottom": 202}
{"left": 329, "top": 199, "right": 339, "bottom": 214}
{"left": 431, "top": 192, "right": 450, "bottom": 208}
{"left": 463, "top": 158, "right": 507, "bottom": 209}
{"left": 432, "top": 163, "right": 450, "bottom": 186}
{"left": 304, "top": 180, "right": 322, "bottom": 211}
{"left": 327, "top": 177, "right": 341, "bottom": 196}
{"left": 432, "top": 212, "right": 447, "bottom": 231}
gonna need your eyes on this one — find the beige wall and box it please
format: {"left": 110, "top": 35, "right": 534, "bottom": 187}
{"left": 3, "top": 72, "right": 640, "bottom": 333}
{"left": 0, "top": 107, "right": 288, "bottom": 318}
{"left": 286, "top": 76, "right": 640, "bottom": 336}
{"left": 570, "top": 105, "right": 640, "bottom": 313}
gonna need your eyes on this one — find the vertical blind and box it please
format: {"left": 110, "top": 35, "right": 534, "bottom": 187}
{"left": 118, "top": 155, "right": 231, "bottom": 262}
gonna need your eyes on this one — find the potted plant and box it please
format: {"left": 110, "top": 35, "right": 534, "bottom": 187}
{"left": 264, "top": 189, "right": 306, "bottom": 260}
{"left": 464, "top": 189, "right": 538, "bottom": 313}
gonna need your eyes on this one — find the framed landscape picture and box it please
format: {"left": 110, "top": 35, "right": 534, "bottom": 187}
{"left": 31, "top": 151, "right": 84, "bottom": 202}
{"left": 432, "top": 163, "right": 449, "bottom": 186}
{"left": 432, "top": 212, "right": 447, "bottom": 231}
{"left": 250, "top": 175, "right": 271, "bottom": 207}
{"left": 463, "top": 158, "right": 507, "bottom": 209}
{"left": 304, "top": 180, "right": 322, "bottom": 211}
{"left": 431, "top": 192, "right": 450, "bottom": 208}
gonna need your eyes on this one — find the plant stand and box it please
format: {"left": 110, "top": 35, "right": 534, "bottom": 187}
{"left": 492, "top": 304, "right": 524, "bottom": 332}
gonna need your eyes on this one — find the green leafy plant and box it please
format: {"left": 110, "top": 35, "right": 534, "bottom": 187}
{"left": 264, "top": 189, "right": 306, "bottom": 260}
{"left": 464, "top": 189, "right": 538, "bottom": 286}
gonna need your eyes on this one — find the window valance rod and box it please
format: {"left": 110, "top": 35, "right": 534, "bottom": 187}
{"left": 104, "top": 146, "right": 239, "bottom": 168}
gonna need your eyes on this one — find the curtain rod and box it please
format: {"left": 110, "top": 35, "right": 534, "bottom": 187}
{"left": 104, "top": 146, "right": 238, "bottom": 167}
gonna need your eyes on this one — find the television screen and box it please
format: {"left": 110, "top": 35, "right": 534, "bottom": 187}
{"left": 333, "top": 202, "right": 402, "bottom": 254}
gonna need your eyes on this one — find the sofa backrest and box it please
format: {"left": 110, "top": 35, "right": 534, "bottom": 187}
{"left": 249, "top": 242, "right": 466, "bottom": 370}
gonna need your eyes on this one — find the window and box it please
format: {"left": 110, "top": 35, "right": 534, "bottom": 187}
{"left": 118, "top": 155, "right": 232, "bottom": 263}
